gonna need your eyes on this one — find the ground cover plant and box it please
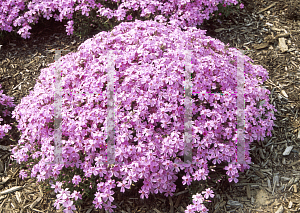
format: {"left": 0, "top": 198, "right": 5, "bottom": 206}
{"left": 9, "top": 18, "right": 277, "bottom": 212}
{"left": 0, "top": 84, "right": 15, "bottom": 140}
{"left": 0, "top": 0, "right": 278, "bottom": 213}
{"left": 0, "top": 0, "right": 244, "bottom": 40}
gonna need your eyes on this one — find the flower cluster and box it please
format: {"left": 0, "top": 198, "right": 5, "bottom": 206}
{"left": 10, "top": 19, "right": 276, "bottom": 213}
{"left": 210, "top": 0, "right": 244, "bottom": 20}
{"left": 0, "top": 0, "right": 243, "bottom": 39}
{"left": 0, "top": 84, "right": 15, "bottom": 139}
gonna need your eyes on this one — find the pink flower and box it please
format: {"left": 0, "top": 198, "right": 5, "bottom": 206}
{"left": 53, "top": 199, "right": 61, "bottom": 210}
{"left": 225, "top": 164, "right": 238, "bottom": 177}
{"left": 51, "top": 182, "right": 63, "bottom": 193}
{"left": 142, "top": 180, "right": 152, "bottom": 192}
{"left": 102, "top": 190, "right": 114, "bottom": 203}
{"left": 139, "top": 188, "right": 149, "bottom": 199}
{"left": 71, "top": 191, "right": 82, "bottom": 201}
{"left": 202, "top": 188, "right": 214, "bottom": 199}
{"left": 164, "top": 188, "right": 174, "bottom": 197}
{"left": 93, "top": 198, "right": 102, "bottom": 208}
{"left": 19, "top": 169, "right": 28, "bottom": 179}
{"left": 185, "top": 205, "right": 196, "bottom": 213}
{"left": 63, "top": 200, "right": 76, "bottom": 213}
{"left": 72, "top": 175, "right": 81, "bottom": 185}
{"left": 117, "top": 180, "right": 130, "bottom": 193}
{"left": 240, "top": 3, "right": 244, "bottom": 9}
{"left": 102, "top": 202, "right": 117, "bottom": 213}
{"left": 228, "top": 173, "right": 239, "bottom": 183}
{"left": 224, "top": 127, "right": 232, "bottom": 140}
{"left": 127, "top": 15, "right": 133, "bottom": 20}
{"left": 192, "top": 193, "right": 204, "bottom": 204}
{"left": 182, "top": 173, "right": 192, "bottom": 185}
{"left": 193, "top": 203, "right": 209, "bottom": 213}
{"left": 94, "top": 191, "right": 103, "bottom": 202}
{"left": 64, "top": 20, "right": 74, "bottom": 35}
{"left": 57, "top": 188, "right": 71, "bottom": 201}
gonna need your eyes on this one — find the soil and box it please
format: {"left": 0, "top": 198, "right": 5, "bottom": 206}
{"left": 0, "top": 0, "right": 300, "bottom": 212}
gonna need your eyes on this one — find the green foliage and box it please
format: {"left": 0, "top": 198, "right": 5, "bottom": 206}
{"left": 0, "top": 28, "right": 22, "bottom": 44}
{"left": 72, "top": 9, "right": 104, "bottom": 39}
{"left": 210, "top": 0, "right": 244, "bottom": 21}
{"left": 71, "top": 1, "right": 123, "bottom": 40}
{"left": 184, "top": 162, "right": 229, "bottom": 207}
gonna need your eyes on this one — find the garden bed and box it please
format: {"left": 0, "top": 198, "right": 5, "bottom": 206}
{"left": 1, "top": 0, "right": 300, "bottom": 212}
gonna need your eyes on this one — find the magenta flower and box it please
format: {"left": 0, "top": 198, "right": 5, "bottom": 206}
{"left": 72, "top": 175, "right": 81, "bottom": 185}
{"left": 93, "top": 199, "right": 102, "bottom": 209}
{"left": 202, "top": 188, "right": 214, "bottom": 199}
{"left": 225, "top": 164, "right": 238, "bottom": 177}
{"left": 51, "top": 181, "right": 63, "bottom": 193}
{"left": 185, "top": 205, "right": 196, "bottom": 213}
{"left": 193, "top": 202, "right": 207, "bottom": 212}
{"left": 102, "top": 202, "right": 117, "bottom": 213}
{"left": 71, "top": 190, "right": 82, "bottom": 201}
{"left": 102, "top": 190, "right": 114, "bottom": 203}
{"left": 63, "top": 200, "right": 76, "bottom": 213}
{"left": 64, "top": 20, "right": 74, "bottom": 35}
{"left": 57, "top": 188, "right": 71, "bottom": 201}
{"left": 228, "top": 173, "right": 239, "bottom": 183}
{"left": 139, "top": 188, "right": 149, "bottom": 199}
{"left": 127, "top": 15, "right": 133, "bottom": 20}
{"left": 192, "top": 193, "right": 204, "bottom": 204}
{"left": 164, "top": 188, "right": 174, "bottom": 197}
{"left": 117, "top": 180, "right": 130, "bottom": 193}
{"left": 19, "top": 169, "right": 28, "bottom": 179}
{"left": 53, "top": 199, "right": 61, "bottom": 210}
{"left": 182, "top": 173, "right": 192, "bottom": 185}
{"left": 94, "top": 191, "right": 102, "bottom": 203}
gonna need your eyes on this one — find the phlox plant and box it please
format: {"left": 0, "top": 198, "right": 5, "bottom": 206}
{"left": 10, "top": 19, "right": 276, "bottom": 213}
{"left": 0, "top": 0, "right": 244, "bottom": 39}
{"left": 211, "top": 0, "right": 244, "bottom": 20}
{"left": 0, "top": 84, "right": 15, "bottom": 140}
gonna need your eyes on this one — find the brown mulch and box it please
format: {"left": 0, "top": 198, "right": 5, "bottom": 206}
{"left": 1, "top": 0, "right": 300, "bottom": 212}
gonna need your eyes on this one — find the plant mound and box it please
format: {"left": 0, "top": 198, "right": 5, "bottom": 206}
{"left": 11, "top": 20, "right": 276, "bottom": 212}
{"left": 0, "top": 0, "right": 242, "bottom": 39}
{"left": 0, "top": 84, "right": 15, "bottom": 140}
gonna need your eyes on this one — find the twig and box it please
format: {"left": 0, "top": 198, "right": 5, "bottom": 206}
{"left": 257, "top": 2, "right": 277, "bottom": 14}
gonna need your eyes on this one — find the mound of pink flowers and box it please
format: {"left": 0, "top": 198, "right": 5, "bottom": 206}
{"left": 0, "top": 0, "right": 242, "bottom": 39}
{"left": 10, "top": 19, "right": 276, "bottom": 213}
